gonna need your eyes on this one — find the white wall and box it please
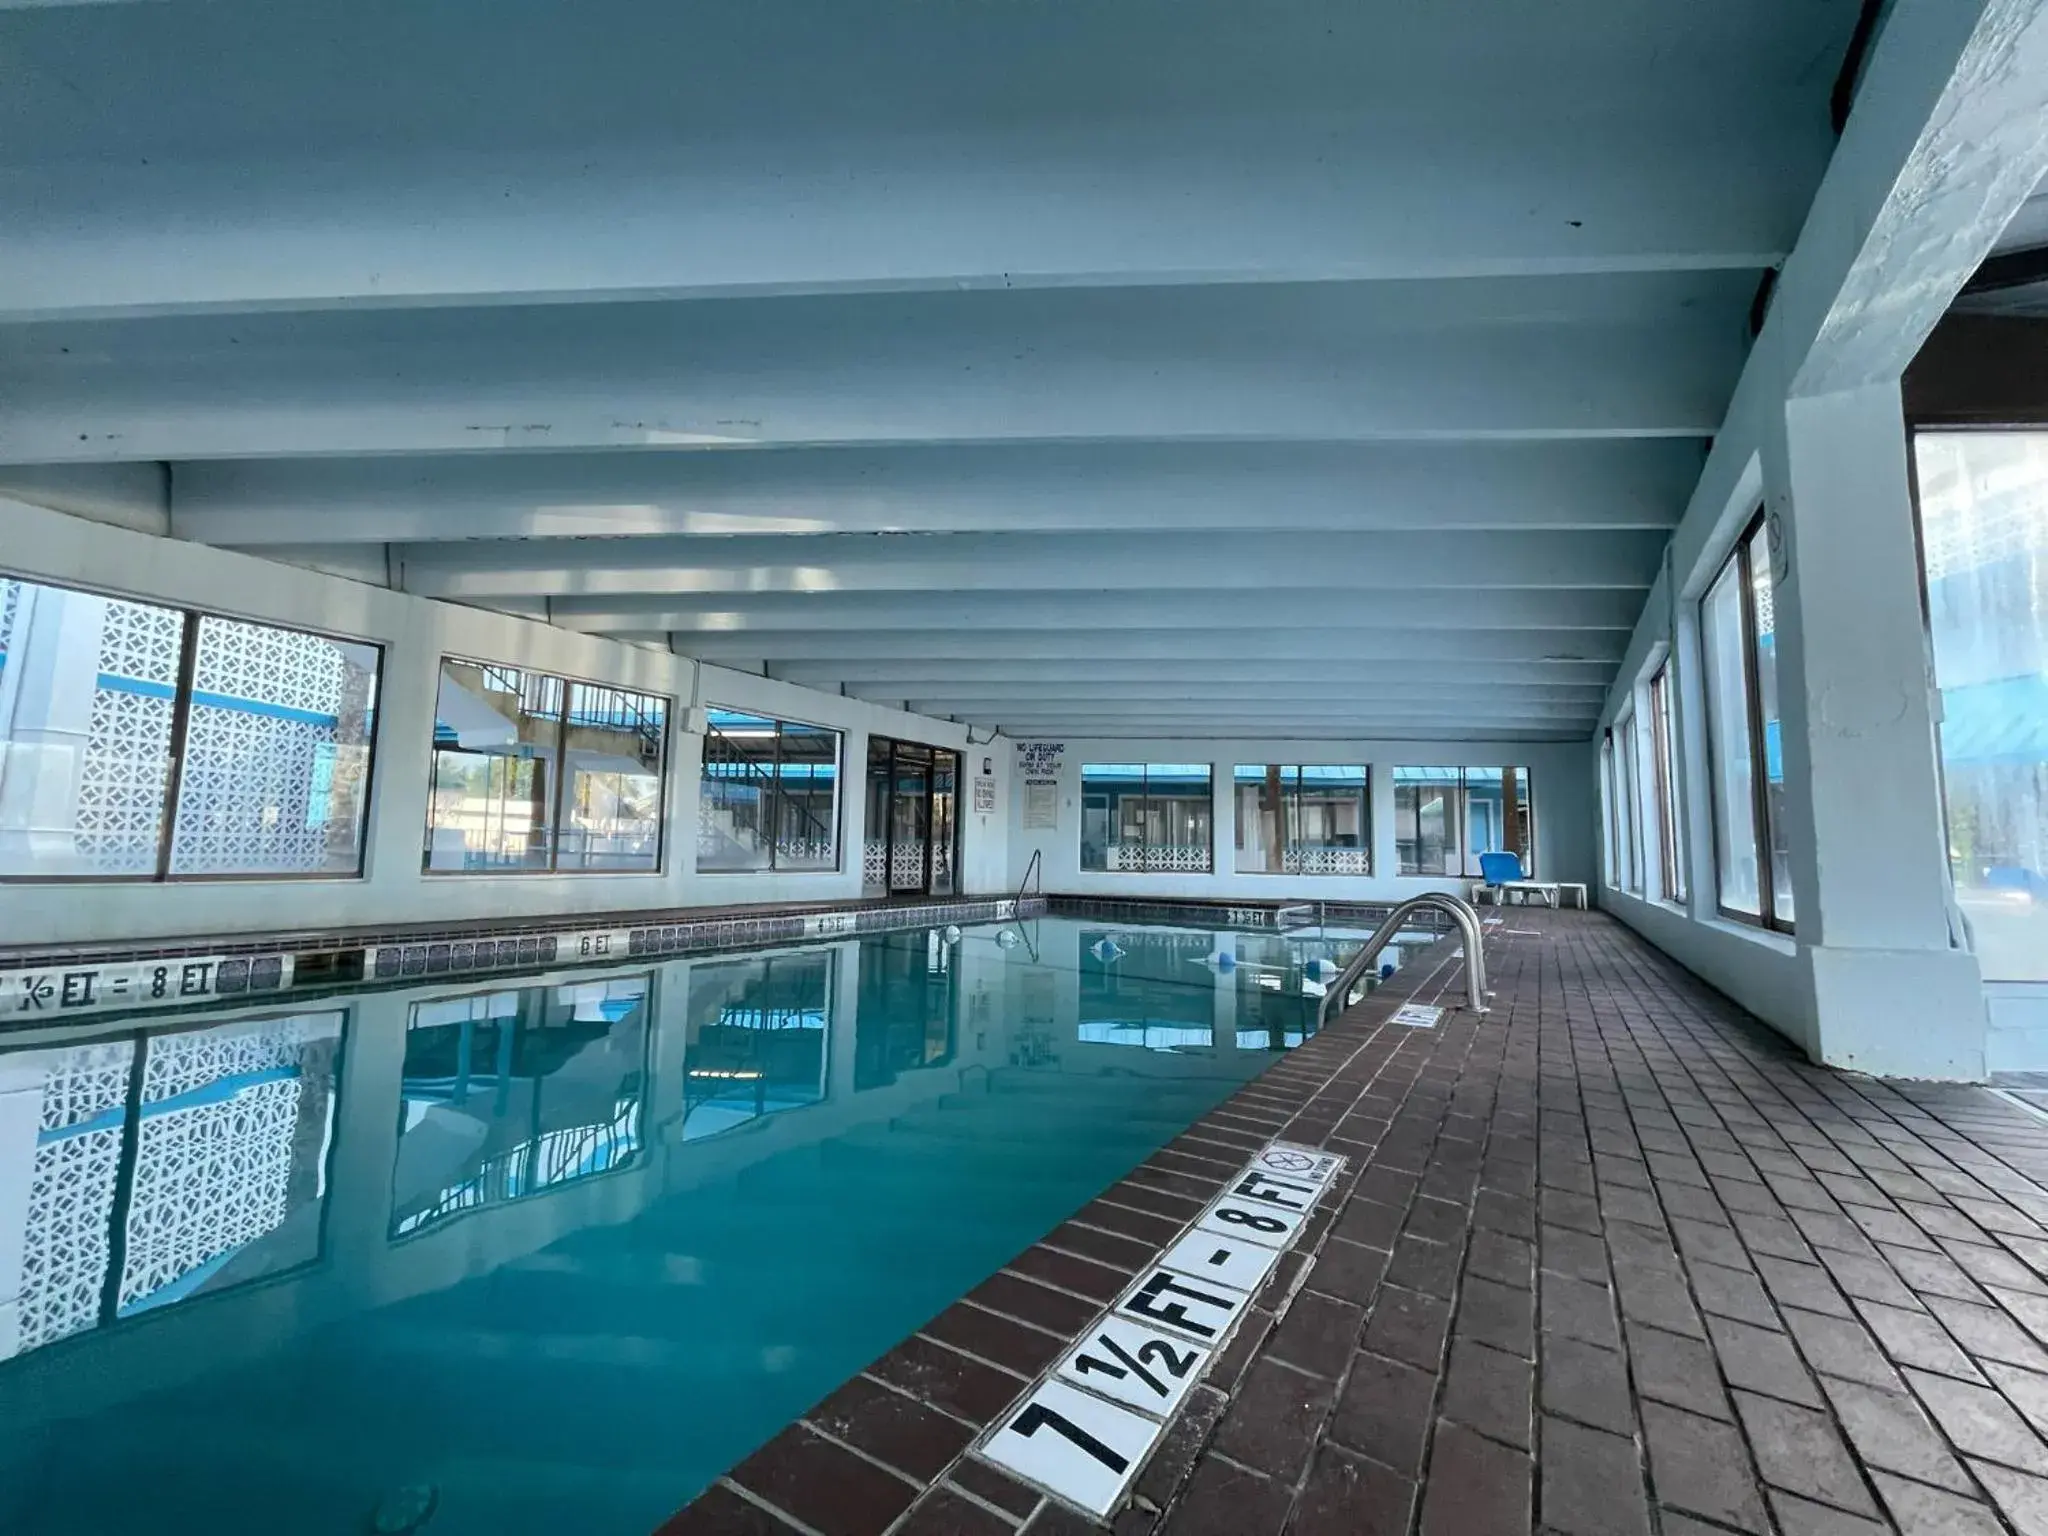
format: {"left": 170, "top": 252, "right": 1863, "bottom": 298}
{"left": 1007, "top": 735, "right": 1594, "bottom": 904}
{"left": 0, "top": 497, "right": 1000, "bottom": 947}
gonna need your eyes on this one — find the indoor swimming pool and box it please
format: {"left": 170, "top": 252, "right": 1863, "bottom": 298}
{"left": 0, "top": 915, "right": 1425, "bottom": 1536}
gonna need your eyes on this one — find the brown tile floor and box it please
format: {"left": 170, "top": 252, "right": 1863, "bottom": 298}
{"left": 661, "top": 911, "right": 2048, "bottom": 1535}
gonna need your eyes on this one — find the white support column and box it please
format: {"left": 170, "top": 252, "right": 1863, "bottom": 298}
{"left": 1769, "top": 382, "right": 1984, "bottom": 1077}
{"left": 1372, "top": 757, "right": 1399, "bottom": 880}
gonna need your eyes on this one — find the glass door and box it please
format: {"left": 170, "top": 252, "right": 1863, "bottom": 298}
{"left": 930, "top": 750, "right": 960, "bottom": 895}
{"left": 864, "top": 737, "right": 894, "bottom": 897}
{"left": 890, "top": 742, "right": 932, "bottom": 893}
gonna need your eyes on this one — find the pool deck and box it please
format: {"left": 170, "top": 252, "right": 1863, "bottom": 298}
{"left": 658, "top": 910, "right": 2048, "bottom": 1536}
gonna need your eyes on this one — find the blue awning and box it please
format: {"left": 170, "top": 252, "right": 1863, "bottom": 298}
{"left": 1940, "top": 674, "right": 2048, "bottom": 768}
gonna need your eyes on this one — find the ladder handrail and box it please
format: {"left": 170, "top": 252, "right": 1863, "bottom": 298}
{"left": 1014, "top": 847, "right": 1043, "bottom": 909}
{"left": 1316, "top": 892, "right": 1489, "bottom": 1031}
{"left": 1010, "top": 848, "right": 1044, "bottom": 962}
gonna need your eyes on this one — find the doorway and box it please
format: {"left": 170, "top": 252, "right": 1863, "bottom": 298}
{"left": 864, "top": 736, "right": 963, "bottom": 897}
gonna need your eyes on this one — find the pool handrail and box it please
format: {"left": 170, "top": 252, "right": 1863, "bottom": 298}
{"left": 1316, "top": 892, "right": 1489, "bottom": 1031}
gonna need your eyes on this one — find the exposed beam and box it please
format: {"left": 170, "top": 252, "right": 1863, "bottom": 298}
{"left": 766, "top": 658, "right": 1616, "bottom": 688}
{"left": 167, "top": 439, "right": 1697, "bottom": 545}
{"left": 0, "top": 277, "right": 1744, "bottom": 464}
{"left": 549, "top": 587, "right": 1647, "bottom": 636}
{"left": 0, "top": 124, "right": 1804, "bottom": 324}
{"left": 902, "top": 681, "right": 1608, "bottom": 707}
{"left": 967, "top": 718, "right": 1594, "bottom": 741}
{"left": 392, "top": 530, "right": 1667, "bottom": 601}
{"left": 1786, "top": 0, "right": 2048, "bottom": 395}
{"left": 678, "top": 628, "right": 1625, "bottom": 665}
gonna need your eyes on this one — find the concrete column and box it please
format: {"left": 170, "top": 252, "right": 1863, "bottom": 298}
{"left": 1768, "top": 382, "right": 1983, "bottom": 1077}
{"left": 1371, "top": 756, "right": 1399, "bottom": 879}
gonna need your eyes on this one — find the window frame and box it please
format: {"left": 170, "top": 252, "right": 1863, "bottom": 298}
{"left": 424, "top": 657, "right": 670, "bottom": 877}
{"left": 696, "top": 706, "right": 844, "bottom": 875}
{"left": 1700, "top": 510, "right": 1793, "bottom": 932}
{"left": 1232, "top": 763, "right": 1372, "bottom": 877}
{"left": 1615, "top": 709, "right": 1644, "bottom": 894}
{"left": 1648, "top": 662, "right": 1686, "bottom": 903}
{"left": 1906, "top": 424, "right": 2048, "bottom": 983}
{"left": 1393, "top": 765, "right": 1535, "bottom": 878}
{"left": 0, "top": 570, "right": 386, "bottom": 885}
{"left": 1601, "top": 731, "right": 1620, "bottom": 888}
{"left": 1080, "top": 763, "right": 1215, "bottom": 874}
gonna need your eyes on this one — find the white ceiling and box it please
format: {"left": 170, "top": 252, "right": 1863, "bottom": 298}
{"left": 0, "top": 0, "right": 1865, "bottom": 741}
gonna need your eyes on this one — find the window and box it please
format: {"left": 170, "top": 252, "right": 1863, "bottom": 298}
{"left": 0, "top": 575, "right": 381, "bottom": 880}
{"left": 1616, "top": 711, "right": 1643, "bottom": 893}
{"left": 425, "top": 660, "right": 667, "bottom": 873}
{"left": 1700, "top": 515, "right": 1792, "bottom": 929}
{"left": 1649, "top": 664, "right": 1685, "bottom": 902}
{"left": 1912, "top": 431, "right": 2048, "bottom": 982}
{"left": 1080, "top": 763, "right": 1213, "bottom": 872}
{"left": 1234, "top": 765, "right": 1370, "bottom": 875}
{"left": 1394, "top": 766, "right": 1532, "bottom": 876}
{"left": 698, "top": 709, "right": 841, "bottom": 872}
{"left": 1601, "top": 732, "right": 1620, "bottom": 887}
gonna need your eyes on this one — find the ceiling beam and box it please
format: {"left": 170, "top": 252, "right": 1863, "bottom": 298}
{"left": 677, "top": 628, "right": 1625, "bottom": 665}
{"left": 543, "top": 587, "right": 1647, "bottom": 636}
{"left": 167, "top": 438, "right": 1697, "bottom": 545}
{"left": 1784, "top": 0, "right": 2048, "bottom": 396}
{"left": 0, "top": 103, "right": 1812, "bottom": 324}
{"left": 391, "top": 529, "right": 1666, "bottom": 601}
{"left": 768, "top": 658, "right": 1615, "bottom": 688}
{"left": 1, "top": 278, "right": 1741, "bottom": 464}
{"left": 902, "top": 681, "right": 1608, "bottom": 706}
{"left": 966, "top": 718, "right": 1594, "bottom": 741}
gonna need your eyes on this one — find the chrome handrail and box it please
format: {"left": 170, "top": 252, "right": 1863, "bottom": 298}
{"left": 1013, "top": 847, "right": 1043, "bottom": 913}
{"left": 1316, "top": 892, "right": 1489, "bottom": 1031}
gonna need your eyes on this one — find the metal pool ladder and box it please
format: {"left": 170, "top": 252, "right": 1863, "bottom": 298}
{"left": 1315, "top": 892, "right": 1490, "bottom": 1031}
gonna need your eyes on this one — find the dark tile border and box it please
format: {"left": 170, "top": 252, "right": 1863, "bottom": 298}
{"left": 657, "top": 922, "right": 1474, "bottom": 1532}
{"left": 2, "top": 895, "right": 1048, "bottom": 1030}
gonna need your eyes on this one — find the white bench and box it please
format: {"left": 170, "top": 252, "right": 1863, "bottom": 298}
{"left": 1470, "top": 880, "right": 1589, "bottom": 910}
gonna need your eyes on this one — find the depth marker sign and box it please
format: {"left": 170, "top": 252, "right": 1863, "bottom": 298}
{"left": 976, "top": 1140, "right": 1344, "bottom": 1517}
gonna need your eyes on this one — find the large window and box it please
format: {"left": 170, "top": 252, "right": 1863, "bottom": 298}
{"left": 1913, "top": 431, "right": 2048, "bottom": 981}
{"left": 1617, "top": 711, "right": 1644, "bottom": 893}
{"left": 1701, "top": 516, "right": 1792, "bottom": 929}
{"left": 1080, "top": 763, "right": 1213, "bottom": 873}
{"left": 1394, "top": 766, "right": 1532, "bottom": 877}
{"left": 1601, "top": 732, "right": 1620, "bottom": 887}
{"left": 698, "top": 709, "right": 841, "bottom": 872}
{"left": 0, "top": 575, "right": 380, "bottom": 880}
{"left": 425, "top": 661, "right": 667, "bottom": 874}
{"left": 1649, "top": 663, "right": 1685, "bottom": 902}
{"left": 1234, "top": 764, "right": 1370, "bottom": 875}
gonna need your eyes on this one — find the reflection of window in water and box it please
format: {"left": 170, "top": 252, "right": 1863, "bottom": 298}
{"left": 681, "top": 952, "right": 833, "bottom": 1140}
{"left": 1077, "top": 929, "right": 1217, "bottom": 1051}
{"left": 391, "top": 978, "right": 648, "bottom": 1237}
{"left": 0, "top": 1012, "right": 343, "bottom": 1361}
{"left": 855, "top": 932, "right": 957, "bottom": 1088}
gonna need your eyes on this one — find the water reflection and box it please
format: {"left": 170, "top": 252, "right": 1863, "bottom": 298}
{"left": 2, "top": 1013, "right": 341, "bottom": 1360}
{"left": 0, "top": 918, "right": 1368, "bottom": 1536}
{"left": 393, "top": 979, "right": 649, "bottom": 1236}
{"left": 681, "top": 954, "right": 830, "bottom": 1140}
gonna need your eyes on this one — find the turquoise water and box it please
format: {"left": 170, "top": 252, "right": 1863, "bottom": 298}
{"left": 0, "top": 916, "right": 1410, "bottom": 1536}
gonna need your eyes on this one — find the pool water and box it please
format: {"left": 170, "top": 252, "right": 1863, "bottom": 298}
{"left": 0, "top": 916, "right": 1417, "bottom": 1536}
